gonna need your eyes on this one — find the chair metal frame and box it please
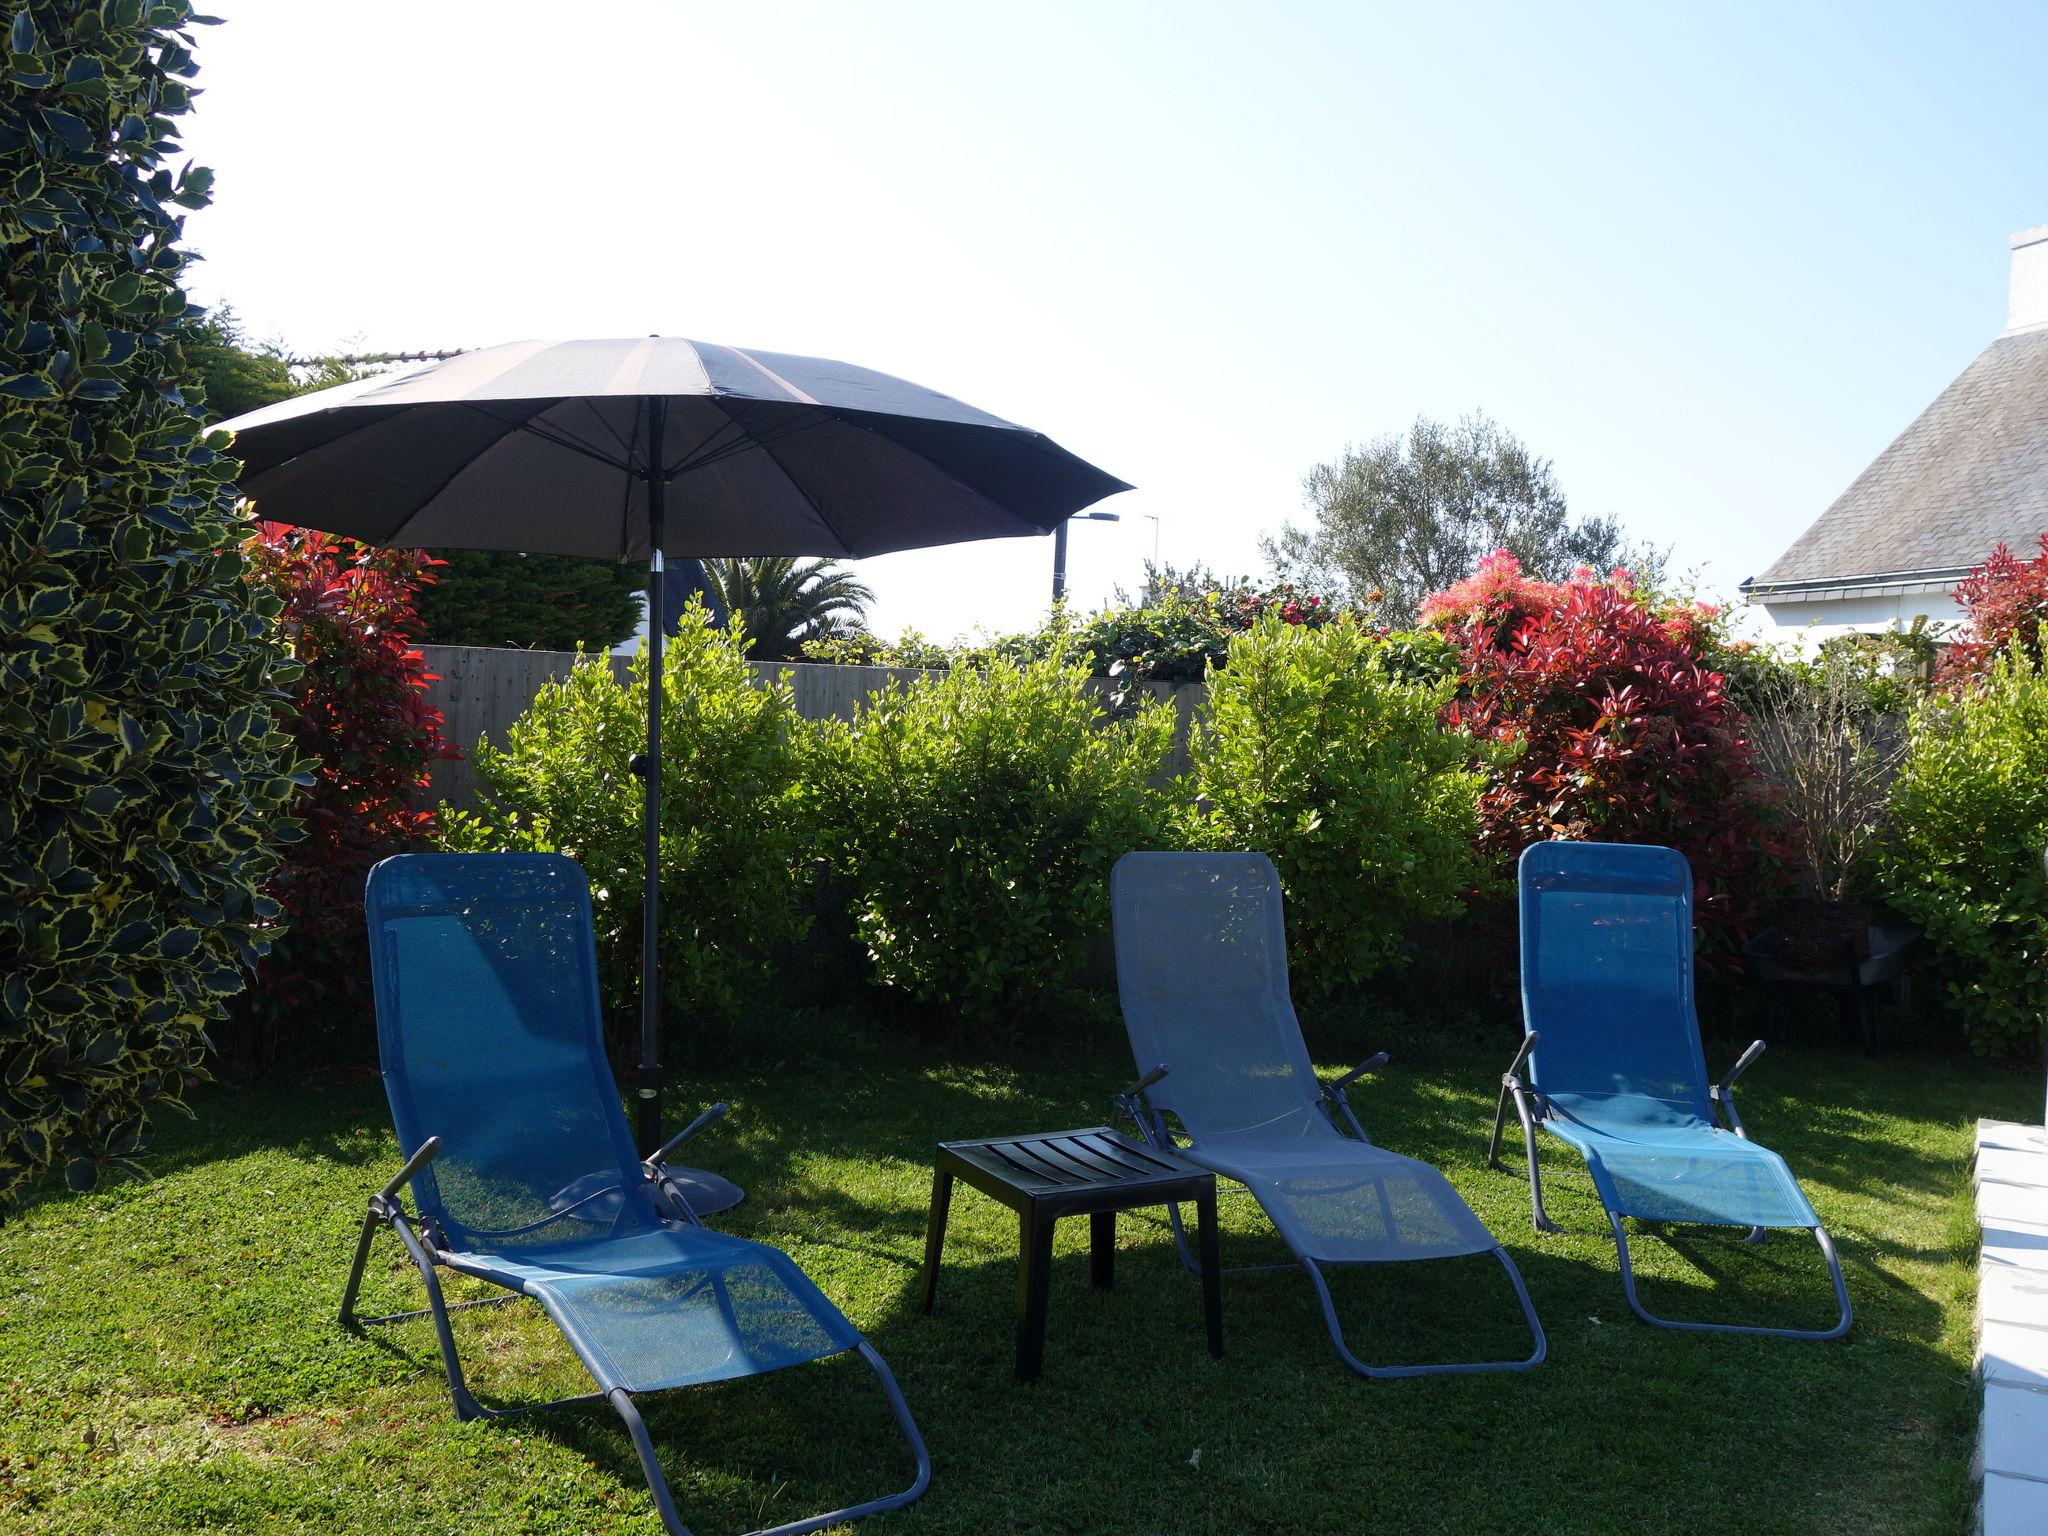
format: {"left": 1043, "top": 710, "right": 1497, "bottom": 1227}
{"left": 1487, "top": 1030, "right": 1852, "bottom": 1341}
{"left": 339, "top": 1126, "right": 931, "bottom": 1536}
{"left": 348, "top": 854, "right": 930, "bottom": 1536}
{"left": 1116, "top": 1056, "right": 1547, "bottom": 1379}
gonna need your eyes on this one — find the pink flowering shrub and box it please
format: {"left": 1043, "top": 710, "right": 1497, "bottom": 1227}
{"left": 1425, "top": 551, "right": 1790, "bottom": 944}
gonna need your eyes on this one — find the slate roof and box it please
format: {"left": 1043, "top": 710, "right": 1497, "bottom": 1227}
{"left": 1747, "top": 326, "right": 2048, "bottom": 594}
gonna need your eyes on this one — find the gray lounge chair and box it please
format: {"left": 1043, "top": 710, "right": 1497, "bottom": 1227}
{"left": 1110, "top": 851, "right": 1546, "bottom": 1377}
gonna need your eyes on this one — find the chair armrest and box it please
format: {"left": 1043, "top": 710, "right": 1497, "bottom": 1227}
{"left": 379, "top": 1136, "right": 442, "bottom": 1205}
{"left": 1710, "top": 1040, "right": 1765, "bottom": 1137}
{"left": 1498, "top": 1033, "right": 1552, "bottom": 1120}
{"left": 1715, "top": 1039, "right": 1765, "bottom": 1096}
{"left": 642, "top": 1102, "right": 728, "bottom": 1174}
{"left": 1501, "top": 1032, "right": 1538, "bottom": 1089}
{"left": 1323, "top": 1052, "right": 1391, "bottom": 1102}
{"left": 1113, "top": 1065, "right": 1171, "bottom": 1145}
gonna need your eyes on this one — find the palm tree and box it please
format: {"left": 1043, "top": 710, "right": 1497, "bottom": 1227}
{"left": 699, "top": 557, "right": 875, "bottom": 662}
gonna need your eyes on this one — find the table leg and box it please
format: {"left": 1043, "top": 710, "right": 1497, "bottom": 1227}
{"left": 1017, "top": 1207, "right": 1055, "bottom": 1382}
{"left": 918, "top": 1166, "right": 952, "bottom": 1315}
{"left": 1089, "top": 1211, "right": 1115, "bottom": 1289}
{"left": 1195, "top": 1184, "right": 1223, "bottom": 1358}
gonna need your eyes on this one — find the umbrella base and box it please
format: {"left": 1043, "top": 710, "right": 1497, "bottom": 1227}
{"left": 662, "top": 1164, "right": 746, "bottom": 1218}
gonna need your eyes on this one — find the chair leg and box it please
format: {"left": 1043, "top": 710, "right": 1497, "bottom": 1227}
{"left": 1158, "top": 1199, "right": 1201, "bottom": 1277}
{"left": 1504, "top": 1088, "right": 1561, "bottom": 1234}
{"left": 606, "top": 1342, "right": 932, "bottom": 1536}
{"left": 608, "top": 1388, "right": 694, "bottom": 1536}
{"left": 345, "top": 1210, "right": 931, "bottom": 1531}
{"left": 1297, "top": 1249, "right": 1547, "bottom": 1378}
{"left": 338, "top": 1204, "right": 383, "bottom": 1330}
{"left": 382, "top": 1210, "right": 488, "bottom": 1419}
{"left": 1608, "top": 1212, "right": 1852, "bottom": 1340}
{"left": 340, "top": 1204, "right": 535, "bottom": 1410}
{"left": 1486, "top": 1082, "right": 1513, "bottom": 1170}
{"left": 1121, "top": 1109, "right": 1208, "bottom": 1281}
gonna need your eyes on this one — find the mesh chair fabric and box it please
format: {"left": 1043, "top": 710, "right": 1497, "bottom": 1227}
{"left": 1518, "top": 841, "right": 1819, "bottom": 1229}
{"left": 446, "top": 1231, "right": 856, "bottom": 1394}
{"left": 1113, "top": 853, "right": 1498, "bottom": 1263}
{"left": 364, "top": 854, "right": 857, "bottom": 1392}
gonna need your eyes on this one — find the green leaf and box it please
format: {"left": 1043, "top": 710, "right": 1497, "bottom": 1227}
{"left": 40, "top": 108, "right": 93, "bottom": 153}
{"left": 0, "top": 374, "right": 56, "bottom": 400}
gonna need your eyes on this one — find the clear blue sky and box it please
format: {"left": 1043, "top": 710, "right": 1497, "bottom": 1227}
{"left": 179, "top": 1, "right": 2048, "bottom": 641}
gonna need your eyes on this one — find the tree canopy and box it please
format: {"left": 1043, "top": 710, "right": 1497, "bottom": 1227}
{"left": 1262, "top": 412, "right": 1660, "bottom": 626}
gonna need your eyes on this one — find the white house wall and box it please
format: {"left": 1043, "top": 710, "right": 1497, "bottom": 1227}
{"left": 1756, "top": 589, "right": 1965, "bottom": 646}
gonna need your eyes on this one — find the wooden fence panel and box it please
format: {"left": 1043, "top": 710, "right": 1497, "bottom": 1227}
{"left": 421, "top": 645, "right": 1213, "bottom": 809}
{"left": 421, "top": 647, "right": 938, "bottom": 809}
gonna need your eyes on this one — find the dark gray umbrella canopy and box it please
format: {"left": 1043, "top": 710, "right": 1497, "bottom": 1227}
{"left": 221, "top": 336, "right": 1129, "bottom": 557}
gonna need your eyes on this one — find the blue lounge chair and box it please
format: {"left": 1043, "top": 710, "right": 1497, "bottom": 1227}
{"left": 1111, "top": 852, "right": 1545, "bottom": 1378}
{"left": 341, "top": 853, "right": 930, "bottom": 1536}
{"left": 1489, "top": 840, "right": 1851, "bottom": 1339}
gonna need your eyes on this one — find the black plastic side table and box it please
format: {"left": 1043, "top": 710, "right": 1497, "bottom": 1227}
{"left": 918, "top": 1126, "right": 1223, "bottom": 1382}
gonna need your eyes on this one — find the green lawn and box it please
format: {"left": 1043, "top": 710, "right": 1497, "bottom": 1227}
{"left": 0, "top": 1017, "right": 2026, "bottom": 1536}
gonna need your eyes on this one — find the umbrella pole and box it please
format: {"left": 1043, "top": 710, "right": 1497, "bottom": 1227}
{"left": 626, "top": 403, "right": 744, "bottom": 1215}
{"left": 636, "top": 399, "right": 666, "bottom": 1157}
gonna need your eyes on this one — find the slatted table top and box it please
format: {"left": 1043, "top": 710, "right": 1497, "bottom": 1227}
{"left": 936, "top": 1127, "right": 1207, "bottom": 1197}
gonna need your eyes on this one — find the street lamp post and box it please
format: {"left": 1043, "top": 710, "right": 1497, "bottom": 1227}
{"left": 1051, "top": 511, "right": 1121, "bottom": 605}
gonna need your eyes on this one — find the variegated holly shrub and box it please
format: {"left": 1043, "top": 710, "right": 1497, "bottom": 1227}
{"left": 0, "top": 1, "right": 301, "bottom": 1202}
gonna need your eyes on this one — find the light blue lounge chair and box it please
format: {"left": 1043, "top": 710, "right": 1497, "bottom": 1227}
{"left": 342, "top": 853, "right": 930, "bottom": 1536}
{"left": 1489, "top": 840, "right": 1851, "bottom": 1339}
{"left": 1111, "top": 851, "right": 1545, "bottom": 1378}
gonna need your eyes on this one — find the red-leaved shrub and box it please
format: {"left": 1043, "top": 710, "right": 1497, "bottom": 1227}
{"left": 235, "top": 525, "right": 456, "bottom": 1062}
{"left": 1941, "top": 536, "right": 2048, "bottom": 685}
{"left": 1426, "top": 551, "right": 1790, "bottom": 945}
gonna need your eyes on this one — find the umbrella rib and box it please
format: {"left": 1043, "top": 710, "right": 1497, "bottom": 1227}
{"left": 567, "top": 395, "right": 638, "bottom": 469}
{"left": 458, "top": 402, "right": 636, "bottom": 474}
{"left": 665, "top": 399, "right": 758, "bottom": 479}
{"left": 672, "top": 407, "right": 833, "bottom": 477}
{"left": 521, "top": 418, "right": 637, "bottom": 473}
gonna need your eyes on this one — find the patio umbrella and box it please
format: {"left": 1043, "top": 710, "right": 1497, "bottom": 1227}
{"left": 218, "top": 336, "right": 1130, "bottom": 1192}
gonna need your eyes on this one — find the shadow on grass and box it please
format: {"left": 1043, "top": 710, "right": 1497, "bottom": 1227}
{"left": 333, "top": 1189, "right": 1978, "bottom": 1536}
{"left": 6, "top": 1021, "right": 1997, "bottom": 1534}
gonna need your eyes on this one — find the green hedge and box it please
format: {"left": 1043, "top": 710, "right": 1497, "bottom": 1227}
{"left": 440, "top": 615, "right": 809, "bottom": 1055}
{"left": 1877, "top": 650, "right": 2048, "bottom": 1056}
{"left": 1187, "top": 616, "right": 1492, "bottom": 998}
{"left": 812, "top": 653, "right": 1181, "bottom": 1019}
